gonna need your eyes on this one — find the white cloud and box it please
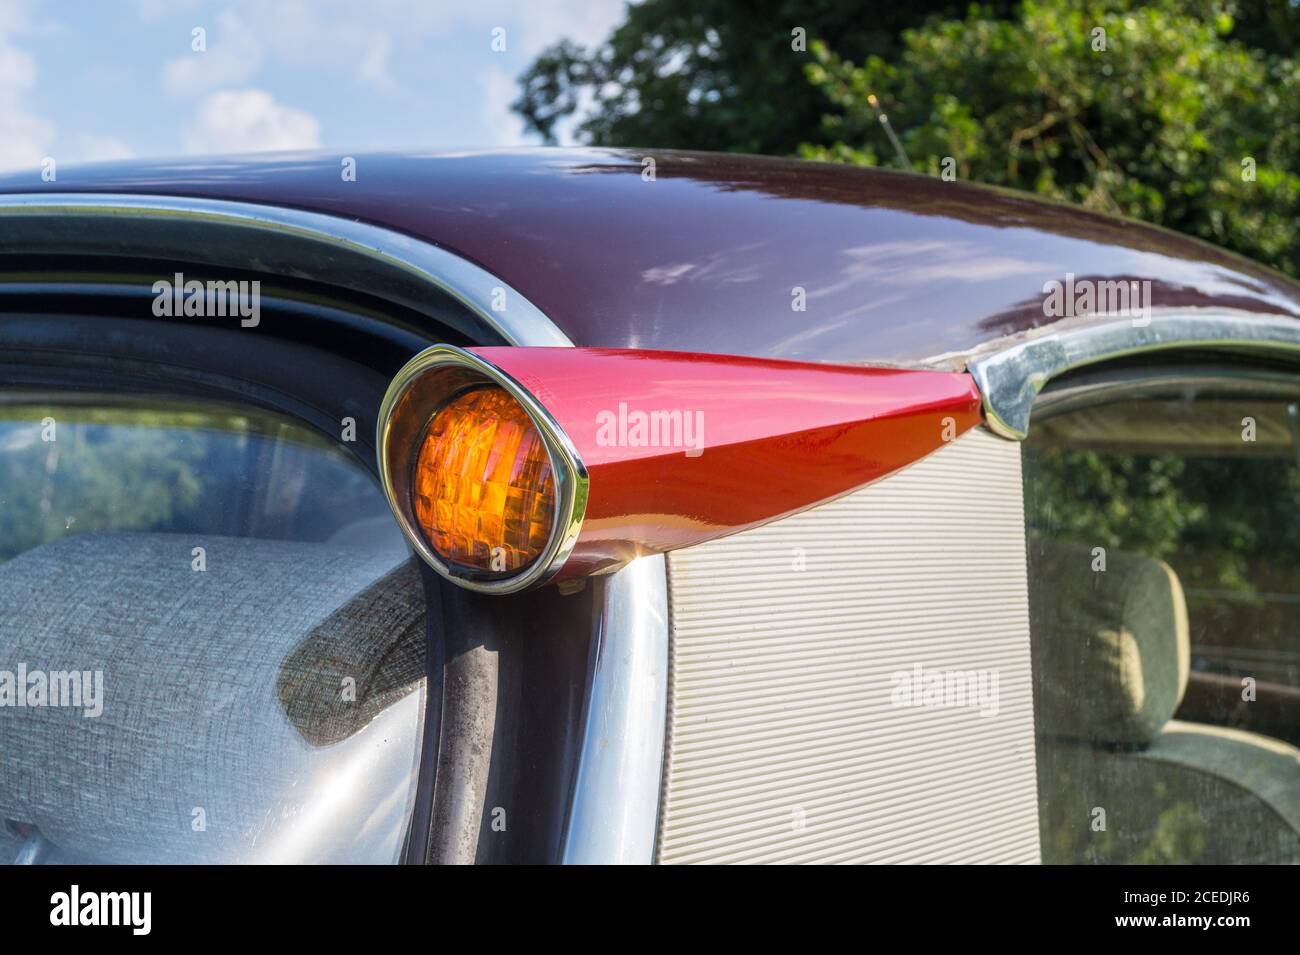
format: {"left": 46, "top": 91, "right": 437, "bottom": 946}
{"left": 182, "top": 88, "right": 321, "bottom": 154}
{"left": 156, "top": 0, "right": 628, "bottom": 104}
{"left": 357, "top": 31, "right": 400, "bottom": 95}
{"left": 453, "top": 1, "right": 627, "bottom": 147}
{"left": 161, "top": 9, "right": 259, "bottom": 98}
{"left": 0, "top": 1, "right": 54, "bottom": 171}
{"left": 479, "top": 66, "right": 528, "bottom": 146}
{"left": 0, "top": 2, "right": 134, "bottom": 169}
{"left": 72, "top": 134, "right": 134, "bottom": 162}
{"left": 159, "top": 4, "right": 407, "bottom": 100}
{"left": 135, "top": 0, "right": 201, "bottom": 20}
{"left": 4, "top": 0, "right": 634, "bottom": 171}
{"left": 468, "top": 0, "right": 626, "bottom": 145}
{"left": 505, "top": 0, "right": 627, "bottom": 54}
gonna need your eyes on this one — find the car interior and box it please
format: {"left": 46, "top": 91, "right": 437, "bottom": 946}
{"left": 1023, "top": 370, "right": 1300, "bottom": 863}
{"left": 0, "top": 398, "right": 427, "bottom": 864}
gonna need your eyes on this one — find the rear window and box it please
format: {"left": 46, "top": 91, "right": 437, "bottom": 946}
{"left": 1022, "top": 380, "right": 1300, "bottom": 864}
{"left": 0, "top": 396, "right": 425, "bottom": 864}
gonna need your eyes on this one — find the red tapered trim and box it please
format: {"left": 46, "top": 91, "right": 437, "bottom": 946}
{"left": 473, "top": 348, "right": 982, "bottom": 578}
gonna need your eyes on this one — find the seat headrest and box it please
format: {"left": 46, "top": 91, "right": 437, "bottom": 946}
{"left": 1027, "top": 539, "right": 1189, "bottom": 746}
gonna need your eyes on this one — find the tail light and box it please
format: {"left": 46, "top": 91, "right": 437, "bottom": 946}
{"left": 378, "top": 344, "right": 982, "bottom": 593}
{"left": 378, "top": 346, "right": 587, "bottom": 594}
{"left": 413, "top": 387, "right": 557, "bottom": 573}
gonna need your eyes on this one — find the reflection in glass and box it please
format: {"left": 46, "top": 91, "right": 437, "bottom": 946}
{"left": 0, "top": 399, "right": 425, "bottom": 864}
{"left": 1023, "top": 387, "right": 1300, "bottom": 863}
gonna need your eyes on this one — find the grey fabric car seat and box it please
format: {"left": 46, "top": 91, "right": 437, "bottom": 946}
{"left": 0, "top": 532, "right": 426, "bottom": 864}
{"left": 1028, "top": 540, "right": 1300, "bottom": 863}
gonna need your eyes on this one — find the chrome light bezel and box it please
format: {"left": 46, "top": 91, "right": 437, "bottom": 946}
{"left": 377, "top": 344, "right": 589, "bottom": 594}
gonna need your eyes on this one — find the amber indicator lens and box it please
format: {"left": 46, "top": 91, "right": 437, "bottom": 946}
{"left": 413, "top": 386, "right": 555, "bottom": 574}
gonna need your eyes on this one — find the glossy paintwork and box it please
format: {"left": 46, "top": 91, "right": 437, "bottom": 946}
{"left": 3, "top": 150, "right": 1298, "bottom": 364}
{"left": 473, "top": 347, "right": 982, "bottom": 577}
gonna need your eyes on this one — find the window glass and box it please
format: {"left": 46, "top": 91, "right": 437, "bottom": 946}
{"left": 0, "top": 397, "right": 425, "bottom": 864}
{"left": 1022, "top": 379, "right": 1300, "bottom": 863}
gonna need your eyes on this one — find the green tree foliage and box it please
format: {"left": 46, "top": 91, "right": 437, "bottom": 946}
{"left": 0, "top": 407, "right": 374, "bottom": 563}
{"left": 512, "top": 0, "right": 1019, "bottom": 155}
{"left": 1021, "top": 445, "right": 1300, "bottom": 593}
{"left": 0, "top": 410, "right": 209, "bottom": 562}
{"left": 801, "top": 0, "right": 1300, "bottom": 278}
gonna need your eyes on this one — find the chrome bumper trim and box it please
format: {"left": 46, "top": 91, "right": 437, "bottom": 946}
{"left": 563, "top": 556, "right": 669, "bottom": 864}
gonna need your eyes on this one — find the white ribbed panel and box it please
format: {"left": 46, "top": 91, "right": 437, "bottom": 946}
{"left": 658, "top": 428, "right": 1040, "bottom": 864}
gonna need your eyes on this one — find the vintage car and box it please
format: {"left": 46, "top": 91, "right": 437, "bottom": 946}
{"left": 0, "top": 149, "right": 1296, "bottom": 864}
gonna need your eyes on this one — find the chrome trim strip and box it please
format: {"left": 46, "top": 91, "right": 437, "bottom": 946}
{"left": 377, "top": 344, "right": 590, "bottom": 594}
{"left": 968, "top": 310, "right": 1300, "bottom": 440}
{"left": 563, "top": 555, "right": 670, "bottom": 865}
{"left": 0, "top": 192, "right": 571, "bottom": 347}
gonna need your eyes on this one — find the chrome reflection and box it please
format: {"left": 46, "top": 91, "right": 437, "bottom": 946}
{"left": 563, "top": 555, "right": 669, "bottom": 864}
{"left": 969, "top": 309, "right": 1300, "bottom": 440}
{"left": 0, "top": 192, "right": 570, "bottom": 348}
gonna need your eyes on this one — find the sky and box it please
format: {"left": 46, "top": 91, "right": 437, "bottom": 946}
{"left": 0, "top": 0, "right": 629, "bottom": 171}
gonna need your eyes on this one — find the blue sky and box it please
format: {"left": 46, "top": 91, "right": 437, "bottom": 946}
{"left": 0, "top": 0, "right": 628, "bottom": 170}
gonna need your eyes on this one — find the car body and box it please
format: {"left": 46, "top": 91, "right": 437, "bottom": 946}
{"left": 1, "top": 149, "right": 1298, "bottom": 864}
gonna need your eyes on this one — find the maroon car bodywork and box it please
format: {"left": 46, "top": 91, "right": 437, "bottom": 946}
{"left": 2, "top": 148, "right": 1297, "bottom": 363}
